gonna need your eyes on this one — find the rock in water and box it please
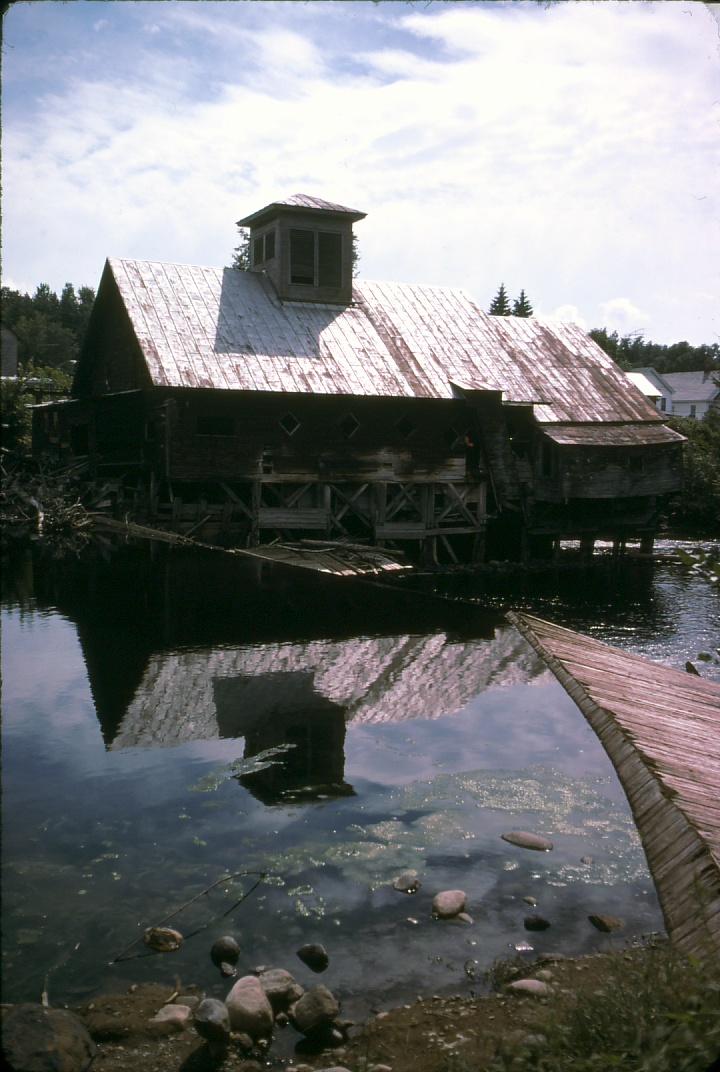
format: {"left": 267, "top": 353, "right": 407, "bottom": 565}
{"left": 588, "top": 914, "right": 623, "bottom": 933}
{"left": 432, "top": 890, "right": 466, "bottom": 919}
{"left": 501, "top": 831, "right": 554, "bottom": 852}
{"left": 194, "top": 998, "right": 231, "bottom": 1056}
{"left": 507, "top": 979, "right": 552, "bottom": 996}
{"left": 143, "top": 926, "right": 183, "bottom": 952}
{"left": 290, "top": 985, "right": 340, "bottom": 1037}
{"left": 391, "top": 870, "right": 421, "bottom": 893}
{"left": 226, "top": 975, "right": 274, "bottom": 1039}
{"left": 257, "top": 968, "right": 305, "bottom": 1013}
{"left": 150, "top": 1004, "right": 192, "bottom": 1029}
{"left": 2, "top": 1004, "right": 96, "bottom": 1071}
{"left": 211, "top": 935, "right": 240, "bottom": 966}
{"left": 297, "top": 943, "right": 329, "bottom": 973}
{"left": 524, "top": 914, "right": 551, "bottom": 931}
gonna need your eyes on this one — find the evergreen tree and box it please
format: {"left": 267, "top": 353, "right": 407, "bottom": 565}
{"left": 231, "top": 227, "right": 251, "bottom": 271}
{"left": 489, "top": 283, "right": 511, "bottom": 316}
{"left": 512, "top": 289, "right": 533, "bottom": 317}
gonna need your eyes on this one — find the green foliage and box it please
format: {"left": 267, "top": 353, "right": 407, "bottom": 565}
{"left": 666, "top": 410, "right": 720, "bottom": 535}
{"left": 232, "top": 226, "right": 251, "bottom": 270}
{"left": 486, "top": 946, "right": 720, "bottom": 1072}
{"left": 512, "top": 289, "right": 533, "bottom": 317}
{"left": 1, "top": 281, "right": 95, "bottom": 371}
{"left": 589, "top": 328, "right": 720, "bottom": 375}
{"left": 0, "top": 364, "right": 73, "bottom": 456}
{"left": 489, "top": 283, "right": 512, "bottom": 316}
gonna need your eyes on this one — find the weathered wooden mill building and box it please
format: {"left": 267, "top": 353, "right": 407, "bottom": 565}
{"left": 33, "top": 194, "right": 683, "bottom": 561}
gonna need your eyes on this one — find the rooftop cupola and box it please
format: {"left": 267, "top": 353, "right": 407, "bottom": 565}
{"left": 237, "top": 194, "right": 366, "bottom": 305}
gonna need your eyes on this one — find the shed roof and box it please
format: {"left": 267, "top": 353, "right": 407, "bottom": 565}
{"left": 542, "top": 423, "right": 684, "bottom": 447}
{"left": 105, "top": 258, "right": 667, "bottom": 430}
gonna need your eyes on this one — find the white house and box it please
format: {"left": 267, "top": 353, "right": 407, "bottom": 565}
{"left": 629, "top": 367, "right": 720, "bottom": 419}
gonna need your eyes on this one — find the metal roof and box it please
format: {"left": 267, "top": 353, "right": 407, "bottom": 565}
{"left": 541, "top": 423, "right": 685, "bottom": 446}
{"left": 661, "top": 371, "right": 720, "bottom": 403}
{"left": 626, "top": 371, "right": 661, "bottom": 398}
{"left": 237, "top": 193, "right": 366, "bottom": 227}
{"left": 108, "top": 257, "right": 666, "bottom": 428}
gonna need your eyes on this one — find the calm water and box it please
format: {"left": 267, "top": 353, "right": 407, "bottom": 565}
{"left": 1, "top": 543, "right": 718, "bottom": 1033}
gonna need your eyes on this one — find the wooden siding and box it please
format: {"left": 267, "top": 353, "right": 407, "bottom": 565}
{"left": 533, "top": 442, "right": 683, "bottom": 501}
{"left": 509, "top": 612, "right": 720, "bottom": 963}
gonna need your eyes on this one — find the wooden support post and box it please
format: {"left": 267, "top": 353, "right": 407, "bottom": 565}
{"left": 580, "top": 535, "right": 595, "bottom": 561}
{"left": 640, "top": 534, "right": 654, "bottom": 555}
{"left": 250, "top": 481, "right": 260, "bottom": 546}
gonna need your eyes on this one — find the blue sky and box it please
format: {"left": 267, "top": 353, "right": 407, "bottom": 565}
{"left": 2, "top": 0, "right": 719, "bottom": 344}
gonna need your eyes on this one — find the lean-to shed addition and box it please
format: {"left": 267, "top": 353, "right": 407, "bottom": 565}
{"left": 34, "top": 194, "right": 683, "bottom": 560}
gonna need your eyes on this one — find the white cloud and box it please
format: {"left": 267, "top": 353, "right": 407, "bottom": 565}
{"left": 545, "top": 305, "right": 588, "bottom": 330}
{"left": 599, "top": 298, "right": 651, "bottom": 336}
{"left": 2, "top": 0, "right": 718, "bottom": 344}
{"left": 93, "top": 19, "right": 108, "bottom": 32}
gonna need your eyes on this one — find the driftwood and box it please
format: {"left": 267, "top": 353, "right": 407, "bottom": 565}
{"left": 112, "top": 870, "right": 267, "bottom": 963}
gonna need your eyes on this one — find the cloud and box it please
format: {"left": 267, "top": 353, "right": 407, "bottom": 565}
{"left": 599, "top": 298, "right": 651, "bottom": 336}
{"left": 1, "top": 0, "right": 718, "bottom": 344}
{"left": 546, "top": 305, "right": 588, "bottom": 331}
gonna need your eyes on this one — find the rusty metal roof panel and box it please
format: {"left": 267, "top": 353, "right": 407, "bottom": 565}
{"left": 541, "top": 423, "right": 686, "bottom": 446}
{"left": 237, "top": 193, "right": 366, "bottom": 227}
{"left": 107, "top": 259, "right": 665, "bottom": 427}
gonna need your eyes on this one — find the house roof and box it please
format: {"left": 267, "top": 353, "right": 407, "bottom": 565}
{"left": 626, "top": 371, "right": 661, "bottom": 398}
{"left": 237, "top": 193, "right": 367, "bottom": 227}
{"left": 661, "top": 371, "right": 720, "bottom": 403}
{"left": 542, "top": 423, "right": 684, "bottom": 447}
{"left": 105, "top": 258, "right": 665, "bottom": 430}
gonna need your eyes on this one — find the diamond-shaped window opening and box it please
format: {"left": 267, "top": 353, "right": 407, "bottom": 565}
{"left": 396, "top": 415, "right": 417, "bottom": 440}
{"left": 339, "top": 413, "right": 361, "bottom": 440}
{"left": 279, "top": 412, "right": 301, "bottom": 437}
{"left": 443, "top": 426, "right": 462, "bottom": 448}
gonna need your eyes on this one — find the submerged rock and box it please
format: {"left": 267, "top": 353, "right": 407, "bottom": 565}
{"left": 524, "top": 915, "right": 551, "bottom": 931}
{"left": 432, "top": 890, "right": 466, "bottom": 919}
{"left": 2, "top": 1004, "right": 96, "bottom": 1072}
{"left": 211, "top": 935, "right": 240, "bottom": 965}
{"left": 297, "top": 943, "right": 329, "bottom": 973}
{"left": 392, "top": 870, "right": 421, "bottom": 894}
{"left": 143, "top": 926, "right": 183, "bottom": 952}
{"left": 226, "top": 975, "right": 274, "bottom": 1038}
{"left": 501, "top": 831, "right": 554, "bottom": 852}
{"left": 588, "top": 914, "right": 623, "bottom": 933}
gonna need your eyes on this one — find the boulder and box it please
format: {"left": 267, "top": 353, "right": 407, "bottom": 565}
{"left": 149, "top": 1004, "right": 192, "bottom": 1030}
{"left": 211, "top": 935, "right": 240, "bottom": 966}
{"left": 432, "top": 890, "right": 466, "bottom": 919}
{"left": 290, "top": 985, "right": 340, "bottom": 1037}
{"left": 507, "top": 979, "right": 552, "bottom": 996}
{"left": 588, "top": 914, "right": 623, "bottom": 933}
{"left": 391, "top": 870, "right": 421, "bottom": 894}
{"left": 296, "top": 943, "right": 329, "bottom": 973}
{"left": 193, "top": 997, "right": 230, "bottom": 1049}
{"left": 501, "top": 831, "right": 553, "bottom": 852}
{"left": 257, "top": 968, "right": 305, "bottom": 1014}
{"left": 1, "top": 1004, "right": 96, "bottom": 1072}
{"left": 225, "top": 975, "right": 274, "bottom": 1039}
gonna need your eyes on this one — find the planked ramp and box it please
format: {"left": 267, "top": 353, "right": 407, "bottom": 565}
{"left": 508, "top": 611, "right": 720, "bottom": 962}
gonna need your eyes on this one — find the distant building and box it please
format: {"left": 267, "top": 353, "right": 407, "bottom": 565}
{"left": 33, "top": 194, "right": 684, "bottom": 561}
{"left": 629, "top": 367, "right": 719, "bottom": 420}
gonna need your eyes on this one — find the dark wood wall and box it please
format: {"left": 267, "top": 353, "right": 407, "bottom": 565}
{"left": 163, "top": 390, "right": 476, "bottom": 485}
{"left": 533, "top": 443, "right": 683, "bottom": 502}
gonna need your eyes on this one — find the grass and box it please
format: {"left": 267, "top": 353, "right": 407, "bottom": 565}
{"left": 482, "top": 942, "right": 720, "bottom": 1072}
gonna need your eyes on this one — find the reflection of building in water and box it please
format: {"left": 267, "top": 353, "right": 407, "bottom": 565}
{"left": 213, "top": 672, "right": 353, "bottom": 804}
{"left": 109, "top": 626, "right": 545, "bottom": 750}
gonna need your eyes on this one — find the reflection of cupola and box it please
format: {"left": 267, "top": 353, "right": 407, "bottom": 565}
{"left": 237, "top": 193, "right": 366, "bottom": 306}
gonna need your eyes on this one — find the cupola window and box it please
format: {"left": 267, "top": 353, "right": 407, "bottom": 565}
{"left": 290, "top": 229, "right": 343, "bottom": 288}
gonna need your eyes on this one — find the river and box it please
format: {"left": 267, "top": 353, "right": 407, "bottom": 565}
{"left": 1, "top": 541, "right": 717, "bottom": 1029}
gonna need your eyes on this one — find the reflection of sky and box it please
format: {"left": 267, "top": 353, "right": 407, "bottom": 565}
{"left": 2, "top": 600, "right": 663, "bottom": 1020}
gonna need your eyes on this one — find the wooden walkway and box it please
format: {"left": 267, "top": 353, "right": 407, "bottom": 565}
{"left": 508, "top": 612, "right": 720, "bottom": 962}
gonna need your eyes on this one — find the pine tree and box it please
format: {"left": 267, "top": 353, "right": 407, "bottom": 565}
{"left": 231, "top": 227, "right": 251, "bottom": 271}
{"left": 489, "top": 283, "right": 511, "bottom": 316}
{"left": 512, "top": 289, "right": 533, "bottom": 317}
